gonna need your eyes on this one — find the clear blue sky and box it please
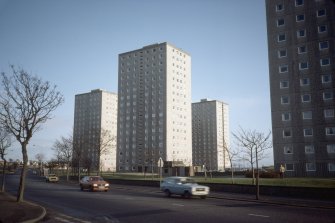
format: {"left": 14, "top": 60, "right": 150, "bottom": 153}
{"left": 0, "top": 0, "right": 272, "bottom": 165}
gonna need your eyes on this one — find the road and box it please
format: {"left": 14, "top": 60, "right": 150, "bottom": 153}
{"left": 5, "top": 171, "right": 335, "bottom": 223}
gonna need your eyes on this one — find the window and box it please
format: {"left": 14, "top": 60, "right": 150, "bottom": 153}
{"left": 305, "top": 145, "right": 315, "bottom": 154}
{"left": 285, "top": 164, "right": 294, "bottom": 171}
{"left": 326, "top": 127, "right": 335, "bottom": 135}
{"left": 278, "top": 49, "right": 287, "bottom": 58}
{"left": 302, "top": 111, "right": 312, "bottom": 119}
{"left": 296, "top": 14, "right": 305, "bottom": 22}
{"left": 319, "top": 41, "right": 329, "bottom": 50}
{"left": 323, "top": 91, "right": 333, "bottom": 100}
{"left": 299, "top": 62, "right": 308, "bottom": 70}
{"left": 276, "top": 4, "right": 284, "bottom": 11}
{"left": 306, "top": 163, "right": 316, "bottom": 171}
{"left": 284, "top": 146, "right": 293, "bottom": 154}
{"left": 297, "top": 29, "right": 306, "bottom": 38}
{"left": 300, "top": 78, "right": 310, "bottom": 86}
{"left": 298, "top": 46, "right": 307, "bottom": 54}
{"left": 324, "top": 109, "right": 334, "bottom": 118}
{"left": 329, "top": 163, "right": 335, "bottom": 172}
{"left": 281, "top": 96, "right": 290, "bottom": 104}
{"left": 278, "top": 34, "right": 286, "bottom": 42}
{"left": 280, "top": 80, "right": 289, "bottom": 88}
{"left": 317, "top": 9, "right": 326, "bottom": 17}
{"left": 295, "top": 0, "right": 303, "bottom": 6}
{"left": 327, "top": 144, "right": 335, "bottom": 153}
{"left": 301, "top": 94, "right": 311, "bottom": 103}
{"left": 320, "top": 58, "right": 330, "bottom": 66}
{"left": 304, "top": 128, "right": 313, "bottom": 137}
{"left": 282, "top": 112, "right": 291, "bottom": 121}
{"left": 318, "top": 25, "right": 327, "bottom": 33}
{"left": 277, "top": 18, "right": 285, "bottom": 26}
{"left": 283, "top": 129, "right": 292, "bottom": 138}
{"left": 322, "top": 74, "right": 332, "bottom": 84}
{"left": 279, "top": 65, "right": 288, "bottom": 73}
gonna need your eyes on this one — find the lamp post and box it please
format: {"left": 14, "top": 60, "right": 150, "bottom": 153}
{"left": 158, "top": 157, "right": 163, "bottom": 186}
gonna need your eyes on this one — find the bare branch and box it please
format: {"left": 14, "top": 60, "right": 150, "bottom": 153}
{"left": 0, "top": 66, "right": 64, "bottom": 202}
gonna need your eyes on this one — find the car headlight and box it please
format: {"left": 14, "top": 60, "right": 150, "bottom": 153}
{"left": 105, "top": 184, "right": 109, "bottom": 187}
{"left": 93, "top": 184, "right": 98, "bottom": 187}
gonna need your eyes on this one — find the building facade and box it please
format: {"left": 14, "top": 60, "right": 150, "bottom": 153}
{"left": 73, "top": 89, "right": 118, "bottom": 172}
{"left": 117, "top": 42, "right": 192, "bottom": 172}
{"left": 192, "top": 99, "right": 230, "bottom": 171}
{"left": 266, "top": 0, "right": 335, "bottom": 176}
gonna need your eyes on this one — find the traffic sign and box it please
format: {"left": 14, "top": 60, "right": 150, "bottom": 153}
{"left": 157, "top": 157, "right": 164, "bottom": 168}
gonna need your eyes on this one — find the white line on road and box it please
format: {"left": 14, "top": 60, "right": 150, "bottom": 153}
{"left": 248, "top": 213, "right": 270, "bottom": 218}
{"left": 58, "top": 213, "right": 91, "bottom": 223}
{"left": 172, "top": 203, "right": 185, "bottom": 207}
{"left": 54, "top": 217, "right": 73, "bottom": 223}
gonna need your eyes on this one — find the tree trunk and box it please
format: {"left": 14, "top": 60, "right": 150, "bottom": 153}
{"left": 1, "top": 159, "right": 6, "bottom": 192}
{"left": 17, "top": 143, "right": 28, "bottom": 203}
{"left": 255, "top": 149, "right": 259, "bottom": 200}
{"left": 66, "top": 163, "right": 70, "bottom": 181}
{"left": 78, "top": 160, "right": 81, "bottom": 183}
{"left": 230, "top": 164, "right": 234, "bottom": 184}
{"left": 251, "top": 166, "right": 255, "bottom": 185}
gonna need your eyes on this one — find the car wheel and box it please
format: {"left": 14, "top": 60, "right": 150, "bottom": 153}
{"left": 89, "top": 186, "right": 94, "bottom": 192}
{"left": 183, "top": 191, "right": 191, "bottom": 199}
{"left": 164, "top": 189, "right": 171, "bottom": 197}
{"left": 80, "top": 185, "right": 84, "bottom": 191}
{"left": 200, "top": 195, "right": 207, "bottom": 199}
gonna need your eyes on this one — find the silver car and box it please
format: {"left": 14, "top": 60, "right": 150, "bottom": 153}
{"left": 160, "top": 176, "right": 210, "bottom": 199}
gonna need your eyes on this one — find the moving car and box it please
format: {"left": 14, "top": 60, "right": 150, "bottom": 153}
{"left": 80, "top": 176, "right": 109, "bottom": 192}
{"left": 45, "top": 174, "right": 59, "bottom": 183}
{"left": 160, "top": 176, "right": 210, "bottom": 199}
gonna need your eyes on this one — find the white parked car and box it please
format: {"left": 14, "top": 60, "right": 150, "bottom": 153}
{"left": 160, "top": 176, "right": 210, "bottom": 199}
{"left": 45, "top": 174, "right": 59, "bottom": 183}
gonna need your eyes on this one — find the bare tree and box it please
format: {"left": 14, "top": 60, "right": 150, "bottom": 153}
{"left": 233, "top": 127, "right": 271, "bottom": 200}
{"left": 0, "top": 126, "right": 12, "bottom": 192}
{"left": 53, "top": 135, "right": 73, "bottom": 181}
{"left": 35, "top": 153, "right": 45, "bottom": 176}
{"left": 0, "top": 66, "right": 64, "bottom": 202}
{"left": 90, "top": 128, "right": 115, "bottom": 176}
{"left": 72, "top": 133, "right": 86, "bottom": 182}
{"left": 223, "top": 142, "right": 239, "bottom": 184}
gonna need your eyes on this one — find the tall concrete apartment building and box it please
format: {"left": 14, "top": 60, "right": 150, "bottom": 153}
{"left": 73, "top": 89, "right": 118, "bottom": 172}
{"left": 192, "top": 99, "right": 230, "bottom": 171}
{"left": 117, "top": 42, "right": 192, "bottom": 172}
{"left": 266, "top": 0, "right": 335, "bottom": 177}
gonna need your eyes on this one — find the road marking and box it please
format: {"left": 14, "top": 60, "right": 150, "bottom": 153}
{"left": 54, "top": 217, "right": 73, "bottom": 223}
{"left": 172, "top": 203, "right": 185, "bottom": 207}
{"left": 248, "top": 214, "right": 270, "bottom": 218}
{"left": 58, "top": 213, "right": 91, "bottom": 223}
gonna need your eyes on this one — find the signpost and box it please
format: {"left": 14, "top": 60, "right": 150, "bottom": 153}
{"left": 158, "top": 157, "right": 164, "bottom": 186}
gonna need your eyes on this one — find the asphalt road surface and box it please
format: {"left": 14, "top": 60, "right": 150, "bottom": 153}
{"left": 5, "top": 171, "right": 335, "bottom": 223}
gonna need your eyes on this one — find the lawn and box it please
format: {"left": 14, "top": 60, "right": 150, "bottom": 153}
{"left": 101, "top": 173, "right": 335, "bottom": 188}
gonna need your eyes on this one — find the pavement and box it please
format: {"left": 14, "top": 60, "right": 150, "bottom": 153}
{"left": 0, "top": 192, "right": 46, "bottom": 223}
{"left": 1, "top": 184, "right": 334, "bottom": 223}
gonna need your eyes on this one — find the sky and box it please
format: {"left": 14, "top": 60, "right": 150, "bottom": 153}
{"left": 0, "top": 0, "right": 272, "bottom": 166}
